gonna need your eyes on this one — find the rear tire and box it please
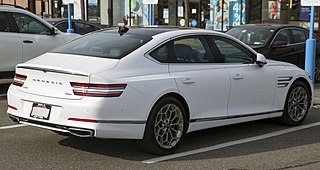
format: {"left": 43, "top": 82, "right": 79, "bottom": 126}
{"left": 139, "top": 97, "right": 188, "bottom": 155}
{"left": 280, "top": 81, "right": 311, "bottom": 126}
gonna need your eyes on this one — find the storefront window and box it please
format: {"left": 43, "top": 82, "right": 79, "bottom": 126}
{"left": 87, "top": 0, "right": 100, "bottom": 22}
{"left": 112, "top": 0, "right": 149, "bottom": 26}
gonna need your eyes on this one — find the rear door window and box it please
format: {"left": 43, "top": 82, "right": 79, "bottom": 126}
{"left": 291, "top": 29, "right": 307, "bottom": 44}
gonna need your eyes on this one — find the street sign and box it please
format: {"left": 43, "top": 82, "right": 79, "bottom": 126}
{"left": 301, "top": 0, "right": 320, "bottom": 6}
{"left": 142, "top": 0, "right": 158, "bottom": 4}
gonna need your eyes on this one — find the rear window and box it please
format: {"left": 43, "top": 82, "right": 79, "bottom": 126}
{"left": 51, "top": 32, "right": 152, "bottom": 59}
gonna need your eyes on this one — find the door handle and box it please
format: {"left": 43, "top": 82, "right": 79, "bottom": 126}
{"left": 23, "top": 40, "right": 33, "bottom": 44}
{"left": 232, "top": 74, "right": 243, "bottom": 80}
{"left": 182, "top": 78, "right": 195, "bottom": 84}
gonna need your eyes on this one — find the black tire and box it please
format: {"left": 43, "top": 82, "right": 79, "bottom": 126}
{"left": 138, "top": 97, "right": 188, "bottom": 155}
{"left": 315, "top": 57, "right": 320, "bottom": 83}
{"left": 280, "top": 81, "right": 311, "bottom": 126}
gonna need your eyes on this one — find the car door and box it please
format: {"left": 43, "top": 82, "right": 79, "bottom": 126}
{"left": 11, "top": 13, "right": 66, "bottom": 62}
{"left": 165, "top": 35, "right": 230, "bottom": 121}
{"left": 0, "top": 12, "right": 22, "bottom": 73}
{"left": 268, "top": 29, "right": 297, "bottom": 65}
{"left": 209, "top": 35, "right": 276, "bottom": 116}
{"left": 290, "top": 28, "right": 308, "bottom": 69}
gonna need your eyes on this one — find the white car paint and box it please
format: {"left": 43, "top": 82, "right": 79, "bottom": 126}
{"left": 6, "top": 28, "right": 313, "bottom": 146}
{"left": 0, "top": 6, "right": 80, "bottom": 74}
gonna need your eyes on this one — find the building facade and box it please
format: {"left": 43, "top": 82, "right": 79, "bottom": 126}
{"left": 1, "top": 0, "right": 319, "bottom": 30}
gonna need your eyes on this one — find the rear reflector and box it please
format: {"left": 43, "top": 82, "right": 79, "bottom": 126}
{"left": 12, "top": 73, "right": 27, "bottom": 87}
{"left": 8, "top": 104, "right": 17, "bottom": 110}
{"left": 68, "top": 118, "right": 97, "bottom": 123}
{"left": 70, "top": 82, "right": 126, "bottom": 97}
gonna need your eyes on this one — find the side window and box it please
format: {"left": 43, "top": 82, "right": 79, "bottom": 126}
{"left": 75, "top": 22, "right": 95, "bottom": 35}
{"left": 292, "top": 29, "right": 307, "bottom": 43}
{"left": 55, "top": 22, "right": 68, "bottom": 32}
{"left": 172, "top": 36, "right": 213, "bottom": 63}
{"left": 12, "top": 13, "right": 51, "bottom": 35}
{"left": 211, "top": 36, "right": 254, "bottom": 64}
{"left": 150, "top": 43, "right": 171, "bottom": 63}
{"left": 0, "top": 13, "right": 9, "bottom": 32}
{"left": 273, "top": 30, "right": 291, "bottom": 44}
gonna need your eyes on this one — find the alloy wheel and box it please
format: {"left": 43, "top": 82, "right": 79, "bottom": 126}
{"left": 154, "top": 104, "right": 184, "bottom": 149}
{"left": 287, "top": 86, "right": 308, "bottom": 122}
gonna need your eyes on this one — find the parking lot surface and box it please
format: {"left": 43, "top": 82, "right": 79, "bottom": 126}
{"left": 1, "top": 83, "right": 320, "bottom": 170}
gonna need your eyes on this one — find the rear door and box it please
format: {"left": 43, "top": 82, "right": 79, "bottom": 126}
{"left": 11, "top": 13, "right": 66, "bottom": 62}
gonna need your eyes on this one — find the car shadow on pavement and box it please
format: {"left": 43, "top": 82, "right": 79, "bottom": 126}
{"left": 57, "top": 108, "right": 320, "bottom": 162}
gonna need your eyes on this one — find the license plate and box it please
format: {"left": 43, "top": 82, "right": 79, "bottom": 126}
{"left": 30, "top": 103, "right": 51, "bottom": 120}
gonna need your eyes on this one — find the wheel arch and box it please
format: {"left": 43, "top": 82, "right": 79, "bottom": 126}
{"left": 149, "top": 92, "right": 190, "bottom": 126}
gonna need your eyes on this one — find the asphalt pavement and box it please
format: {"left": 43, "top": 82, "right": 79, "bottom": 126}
{"left": 314, "top": 83, "right": 320, "bottom": 105}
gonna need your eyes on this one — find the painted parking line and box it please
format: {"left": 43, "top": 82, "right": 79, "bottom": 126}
{"left": 142, "top": 121, "right": 320, "bottom": 164}
{"left": 0, "top": 124, "right": 27, "bottom": 130}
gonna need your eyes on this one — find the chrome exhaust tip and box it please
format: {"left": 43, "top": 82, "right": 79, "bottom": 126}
{"left": 68, "top": 128, "right": 94, "bottom": 137}
{"left": 8, "top": 115, "right": 19, "bottom": 123}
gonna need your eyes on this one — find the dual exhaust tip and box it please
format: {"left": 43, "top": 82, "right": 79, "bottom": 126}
{"left": 8, "top": 115, "right": 94, "bottom": 137}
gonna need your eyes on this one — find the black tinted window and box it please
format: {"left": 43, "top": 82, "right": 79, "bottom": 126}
{"left": 150, "top": 43, "right": 171, "bottom": 62}
{"left": 0, "top": 13, "right": 9, "bottom": 32}
{"left": 52, "top": 32, "right": 152, "bottom": 59}
{"left": 74, "top": 22, "right": 96, "bottom": 35}
{"left": 292, "top": 29, "right": 307, "bottom": 43}
{"left": 55, "top": 22, "right": 68, "bottom": 32}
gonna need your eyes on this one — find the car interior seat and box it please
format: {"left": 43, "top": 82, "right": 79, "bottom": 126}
{"left": 174, "top": 44, "right": 195, "bottom": 62}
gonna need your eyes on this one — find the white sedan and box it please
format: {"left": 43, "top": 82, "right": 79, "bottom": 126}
{"left": 7, "top": 27, "right": 314, "bottom": 155}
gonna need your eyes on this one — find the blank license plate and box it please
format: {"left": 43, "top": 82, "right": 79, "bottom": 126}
{"left": 30, "top": 103, "right": 51, "bottom": 120}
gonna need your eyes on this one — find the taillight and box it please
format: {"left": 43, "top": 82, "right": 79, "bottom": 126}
{"left": 12, "top": 73, "right": 27, "bottom": 87}
{"left": 70, "top": 82, "right": 127, "bottom": 97}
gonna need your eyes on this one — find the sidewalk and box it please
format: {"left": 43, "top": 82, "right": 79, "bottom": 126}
{"left": 314, "top": 83, "right": 320, "bottom": 105}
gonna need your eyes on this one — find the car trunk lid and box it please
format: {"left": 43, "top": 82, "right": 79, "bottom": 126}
{"left": 14, "top": 53, "right": 119, "bottom": 100}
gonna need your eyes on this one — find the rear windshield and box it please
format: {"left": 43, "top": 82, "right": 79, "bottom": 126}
{"left": 226, "top": 27, "right": 275, "bottom": 47}
{"left": 52, "top": 32, "right": 152, "bottom": 59}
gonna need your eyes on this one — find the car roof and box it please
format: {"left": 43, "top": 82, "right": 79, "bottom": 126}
{"left": 99, "top": 26, "right": 199, "bottom": 37}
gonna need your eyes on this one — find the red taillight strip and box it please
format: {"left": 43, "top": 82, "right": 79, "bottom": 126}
{"left": 70, "top": 82, "right": 126, "bottom": 90}
{"left": 14, "top": 74, "right": 27, "bottom": 80}
{"left": 12, "top": 73, "right": 27, "bottom": 87}
{"left": 8, "top": 104, "right": 17, "bottom": 110}
{"left": 12, "top": 80, "right": 24, "bottom": 87}
{"left": 70, "top": 82, "right": 127, "bottom": 97}
{"left": 73, "top": 90, "right": 123, "bottom": 97}
{"left": 68, "top": 118, "right": 97, "bottom": 123}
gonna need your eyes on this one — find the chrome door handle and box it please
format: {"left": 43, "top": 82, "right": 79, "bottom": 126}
{"left": 182, "top": 78, "right": 195, "bottom": 84}
{"left": 232, "top": 74, "right": 243, "bottom": 80}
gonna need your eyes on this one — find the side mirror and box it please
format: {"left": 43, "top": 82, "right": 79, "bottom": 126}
{"left": 271, "top": 41, "right": 287, "bottom": 48}
{"left": 51, "top": 27, "right": 57, "bottom": 35}
{"left": 256, "top": 53, "right": 267, "bottom": 67}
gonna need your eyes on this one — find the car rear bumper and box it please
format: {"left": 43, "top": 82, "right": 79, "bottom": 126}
{"left": 7, "top": 85, "right": 151, "bottom": 139}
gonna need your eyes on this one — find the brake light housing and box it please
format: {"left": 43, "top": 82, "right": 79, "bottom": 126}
{"left": 70, "top": 82, "right": 127, "bottom": 97}
{"left": 12, "top": 73, "right": 27, "bottom": 87}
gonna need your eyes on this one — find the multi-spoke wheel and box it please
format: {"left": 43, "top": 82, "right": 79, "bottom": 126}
{"left": 139, "top": 97, "right": 188, "bottom": 155}
{"left": 281, "top": 81, "right": 311, "bottom": 126}
{"left": 315, "top": 57, "right": 320, "bottom": 83}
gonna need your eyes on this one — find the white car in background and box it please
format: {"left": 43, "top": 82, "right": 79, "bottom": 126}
{"left": 0, "top": 5, "right": 80, "bottom": 79}
{"left": 7, "top": 27, "right": 314, "bottom": 155}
